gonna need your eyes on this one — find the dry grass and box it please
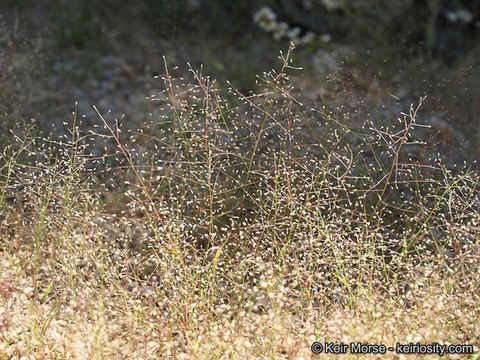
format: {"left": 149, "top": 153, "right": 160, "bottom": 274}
{"left": 1, "top": 45, "right": 479, "bottom": 359}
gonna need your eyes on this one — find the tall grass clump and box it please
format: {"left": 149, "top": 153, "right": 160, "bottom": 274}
{"left": 1, "top": 45, "right": 479, "bottom": 358}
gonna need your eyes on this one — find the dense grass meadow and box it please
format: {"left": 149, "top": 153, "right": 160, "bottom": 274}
{"left": 1, "top": 1, "right": 480, "bottom": 359}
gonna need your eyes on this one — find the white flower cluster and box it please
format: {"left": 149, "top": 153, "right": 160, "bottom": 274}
{"left": 445, "top": 9, "right": 473, "bottom": 23}
{"left": 253, "top": 7, "right": 278, "bottom": 32}
{"left": 302, "top": 0, "right": 342, "bottom": 11}
{"left": 253, "top": 6, "right": 324, "bottom": 45}
{"left": 321, "top": 0, "right": 342, "bottom": 10}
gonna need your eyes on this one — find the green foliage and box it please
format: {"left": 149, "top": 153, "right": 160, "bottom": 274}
{"left": 255, "top": 0, "right": 479, "bottom": 61}
{"left": 142, "top": 0, "right": 195, "bottom": 36}
{"left": 2, "top": 0, "right": 33, "bottom": 10}
{"left": 49, "top": 0, "right": 103, "bottom": 50}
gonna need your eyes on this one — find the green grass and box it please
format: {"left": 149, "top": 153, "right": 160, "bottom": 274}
{"left": 0, "top": 49, "right": 479, "bottom": 359}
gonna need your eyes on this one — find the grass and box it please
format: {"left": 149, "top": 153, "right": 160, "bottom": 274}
{"left": 0, "top": 45, "right": 479, "bottom": 359}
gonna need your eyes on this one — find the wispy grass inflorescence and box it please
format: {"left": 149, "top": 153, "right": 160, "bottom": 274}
{"left": 0, "top": 47, "right": 479, "bottom": 359}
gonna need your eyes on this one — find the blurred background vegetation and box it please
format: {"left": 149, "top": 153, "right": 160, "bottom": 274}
{"left": 1, "top": 0, "right": 479, "bottom": 164}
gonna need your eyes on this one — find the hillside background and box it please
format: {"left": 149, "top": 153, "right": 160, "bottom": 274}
{"left": 1, "top": 0, "right": 479, "bottom": 166}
